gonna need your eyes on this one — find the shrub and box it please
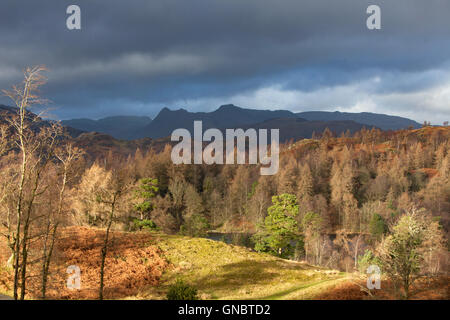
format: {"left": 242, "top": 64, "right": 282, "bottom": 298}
{"left": 357, "top": 249, "right": 380, "bottom": 273}
{"left": 377, "top": 209, "right": 445, "bottom": 299}
{"left": 132, "top": 218, "right": 158, "bottom": 231}
{"left": 166, "top": 279, "right": 198, "bottom": 300}
{"left": 180, "top": 214, "right": 210, "bottom": 237}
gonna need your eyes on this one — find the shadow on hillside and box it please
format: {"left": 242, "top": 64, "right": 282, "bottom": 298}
{"left": 255, "top": 278, "right": 340, "bottom": 300}
{"left": 190, "top": 260, "right": 287, "bottom": 292}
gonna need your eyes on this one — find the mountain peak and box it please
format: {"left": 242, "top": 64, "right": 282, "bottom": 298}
{"left": 159, "top": 107, "right": 171, "bottom": 113}
{"left": 157, "top": 107, "right": 189, "bottom": 115}
{"left": 216, "top": 104, "right": 240, "bottom": 111}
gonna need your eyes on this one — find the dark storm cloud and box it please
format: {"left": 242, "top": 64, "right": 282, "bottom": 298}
{"left": 0, "top": 0, "right": 449, "bottom": 122}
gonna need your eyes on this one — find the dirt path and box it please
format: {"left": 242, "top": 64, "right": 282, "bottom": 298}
{"left": 0, "top": 294, "right": 12, "bottom": 300}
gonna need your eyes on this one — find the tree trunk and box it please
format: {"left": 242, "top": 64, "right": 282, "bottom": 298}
{"left": 354, "top": 235, "right": 361, "bottom": 270}
{"left": 99, "top": 199, "right": 116, "bottom": 300}
{"left": 41, "top": 224, "right": 57, "bottom": 299}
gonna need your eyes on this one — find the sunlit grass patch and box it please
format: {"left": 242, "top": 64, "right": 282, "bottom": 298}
{"left": 139, "top": 233, "right": 347, "bottom": 300}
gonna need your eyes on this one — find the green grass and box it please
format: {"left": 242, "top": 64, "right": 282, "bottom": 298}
{"left": 133, "top": 233, "right": 349, "bottom": 300}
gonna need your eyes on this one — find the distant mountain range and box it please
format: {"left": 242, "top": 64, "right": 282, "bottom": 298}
{"left": 0, "top": 103, "right": 437, "bottom": 158}
{"left": 1, "top": 103, "right": 420, "bottom": 142}
{"left": 61, "top": 104, "right": 421, "bottom": 141}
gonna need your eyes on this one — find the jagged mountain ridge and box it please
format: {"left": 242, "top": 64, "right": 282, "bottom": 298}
{"left": 63, "top": 104, "right": 421, "bottom": 140}
{"left": 139, "top": 104, "right": 297, "bottom": 139}
{"left": 4, "top": 104, "right": 422, "bottom": 141}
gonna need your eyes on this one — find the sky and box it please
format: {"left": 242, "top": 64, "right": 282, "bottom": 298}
{"left": 0, "top": 0, "right": 449, "bottom": 124}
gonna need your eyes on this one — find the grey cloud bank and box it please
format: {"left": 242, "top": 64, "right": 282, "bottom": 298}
{"left": 0, "top": 0, "right": 449, "bottom": 123}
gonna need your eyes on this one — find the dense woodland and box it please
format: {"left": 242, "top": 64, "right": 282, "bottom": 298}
{"left": 0, "top": 67, "right": 448, "bottom": 299}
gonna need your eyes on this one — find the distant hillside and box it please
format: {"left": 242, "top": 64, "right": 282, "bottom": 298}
{"left": 0, "top": 104, "right": 84, "bottom": 138}
{"left": 0, "top": 105, "right": 15, "bottom": 113}
{"left": 242, "top": 118, "right": 368, "bottom": 142}
{"left": 296, "top": 111, "right": 421, "bottom": 131}
{"left": 62, "top": 115, "right": 152, "bottom": 140}
{"left": 71, "top": 132, "right": 170, "bottom": 160}
{"left": 0, "top": 105, "right": 167, "bottom": 158}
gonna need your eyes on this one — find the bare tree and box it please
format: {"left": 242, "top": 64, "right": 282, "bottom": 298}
{"left": 0, "top": 165, "right": 16, "bottom": 268}
{"left": 97, "top": 167, "right": 132, "bottom": 300}
{"left": 74, "top": 163, "right": 132, "bottom": 299}
{"left": 40, "top": 144, "right": 83, "bottom": 299}
{"left": 1, "top": 66, "right": 62, "bottom": 300}
{"left": 0, "top": 123, "right": 8, "bottom": 156}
